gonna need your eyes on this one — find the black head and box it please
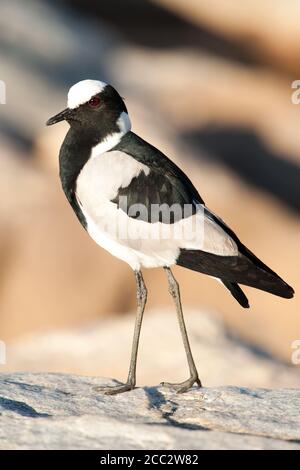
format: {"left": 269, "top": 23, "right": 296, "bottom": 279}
{"left": 46, "top": 80, "right": 129, "bottom": 138}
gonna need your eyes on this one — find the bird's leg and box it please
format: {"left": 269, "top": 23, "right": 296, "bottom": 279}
{"left": 161, "top": 267, "right": 202, "bottom": 393}
{"left": 96, "top": 270, "right": 147, "bottom": 395}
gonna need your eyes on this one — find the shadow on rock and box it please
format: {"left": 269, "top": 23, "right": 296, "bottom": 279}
{"left": 144, "top": 386, "right": 209, "bottom": 431}
{"left": 0, "top": 396, "right": 50, "bottom": 418}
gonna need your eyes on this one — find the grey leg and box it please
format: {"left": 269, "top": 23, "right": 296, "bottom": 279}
{"left": 96, "top": 270, "right": 147, "bottom": 395}
{"left": 162, "top": 267, "right": 202, "bottom": 393}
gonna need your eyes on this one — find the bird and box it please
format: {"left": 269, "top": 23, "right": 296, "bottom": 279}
{"left": 47, "top": 79, "right": 294, "bottom": 395}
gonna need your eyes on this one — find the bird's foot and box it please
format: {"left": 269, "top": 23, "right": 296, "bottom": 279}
{"left": 160, "top": 375, "right": 202, "bottom": 393}
{"left": 94, "top": 381, "right": 135, "bottom": 396}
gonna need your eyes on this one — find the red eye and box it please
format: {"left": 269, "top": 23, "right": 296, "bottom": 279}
{"left": 88, "top": 96, "right": 101, "bottom": 108}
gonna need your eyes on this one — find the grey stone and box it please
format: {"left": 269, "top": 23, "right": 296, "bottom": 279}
{"left": 0, "top": 372, "right": 299, "bottom": 450}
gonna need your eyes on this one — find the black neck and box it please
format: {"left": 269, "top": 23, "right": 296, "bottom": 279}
{"left": 59, "top": 128, "right": 95, "bottom": 199}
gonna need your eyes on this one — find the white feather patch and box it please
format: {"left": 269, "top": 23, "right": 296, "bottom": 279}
{"left": 67, "top": 79, "right": 107, "bottom": 109}
{"left": 77, "top": 150, "right": 149, "bottom": 202}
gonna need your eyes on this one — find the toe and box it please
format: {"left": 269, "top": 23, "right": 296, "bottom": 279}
{"left": 160, "top": 376, "right": 202, "bottom": 393}
{"left": 95, "top": 383, "right": 135, "bottom": 396}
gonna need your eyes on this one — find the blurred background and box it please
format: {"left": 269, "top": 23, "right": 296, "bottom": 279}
{"left": 0, "top": 0, "right": 299, "bottom": 388}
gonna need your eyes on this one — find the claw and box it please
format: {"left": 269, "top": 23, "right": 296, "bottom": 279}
{"left": 94, "top": 382, "right": 135, "bottom": 395}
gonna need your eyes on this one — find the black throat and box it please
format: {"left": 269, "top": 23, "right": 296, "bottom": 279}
{"left": 59, "top": 128, "right": 99, "bottom": 227}
{"left": 59, "top": 122, "right": 124, "bottom": 227}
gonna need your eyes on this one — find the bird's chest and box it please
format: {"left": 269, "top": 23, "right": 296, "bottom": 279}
{"left": 75, "top": 150, "right": 149, "bottom": 220}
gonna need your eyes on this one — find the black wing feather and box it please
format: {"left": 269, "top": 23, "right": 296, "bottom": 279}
{"left": 112, "top": 132, "right": 203, "bottom": 223}
{"left": 222, "top": 280, "right": 249, "bottom": 308}
{"left": 177, "top": 249, "right": 294, "bottom": 299}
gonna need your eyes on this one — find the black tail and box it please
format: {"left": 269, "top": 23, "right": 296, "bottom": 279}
{"left": 177, "top": 248, "right": 294, "bottom": 300}
{"left": 222, "top": 280, "right": 249, "bottom": 308}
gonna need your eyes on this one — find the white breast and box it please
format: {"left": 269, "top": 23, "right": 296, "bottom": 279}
{"left": 76, "top": 150, "right": 150, "bottom": 202}
{"left": 76, "top": 150, "right": 155, "bottom": 269}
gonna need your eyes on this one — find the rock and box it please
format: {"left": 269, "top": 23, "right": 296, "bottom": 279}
{"left": 0, "top": 372, "right": 299, "bottom": 449}
{"left": 5, "top": 310, "right": 300, "bottom": 389}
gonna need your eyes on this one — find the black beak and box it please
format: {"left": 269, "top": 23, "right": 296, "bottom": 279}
{"left": 46, "top": 108, "right": 75, "bottom": 126}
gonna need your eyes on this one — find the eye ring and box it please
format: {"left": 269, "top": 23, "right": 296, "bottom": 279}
{"left": 88, "top": 96, "right": 101, "bottom": 108}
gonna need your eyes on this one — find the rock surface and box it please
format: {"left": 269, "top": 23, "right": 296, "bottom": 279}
{"left": 0, "top": 372, "right": 299, "bottom": 450}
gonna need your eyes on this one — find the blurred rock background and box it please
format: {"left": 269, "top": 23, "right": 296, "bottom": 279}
{"left": 0, "top": 0, "right": 299, "bottom": 384}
